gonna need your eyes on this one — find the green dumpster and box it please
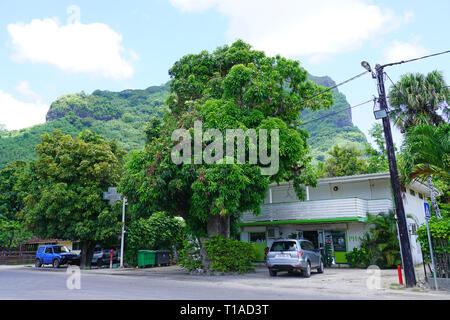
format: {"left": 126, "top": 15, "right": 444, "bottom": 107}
{"left": 137, "top": 250, "right": 156, "bottom": 268}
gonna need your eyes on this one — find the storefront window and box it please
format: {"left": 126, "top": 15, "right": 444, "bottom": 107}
{"left": 249, "top": 232, "right": 266, "bottom": 243}
{"left": 331, "top": 231, "right": 346, "bottom": 252}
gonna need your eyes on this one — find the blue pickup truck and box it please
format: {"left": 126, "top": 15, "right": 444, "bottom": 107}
{"left": 35, "top": 245, "right": 80, "bottom": 268}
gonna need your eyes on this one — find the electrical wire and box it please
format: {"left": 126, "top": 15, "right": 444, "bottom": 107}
{"left": 300, "top": 98, "right": 374, "bottom": 126}
{"left": 382, "top": 49, "right": 450, "bottom": 68}
{"left": 302, "top": 70, "right": 370, "bottom": 105}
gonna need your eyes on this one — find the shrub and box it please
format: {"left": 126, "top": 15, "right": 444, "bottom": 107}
{"left": 178, "top": 238, "right": 203, "bottom": 272}
{"left": 416, "top": 215, "right": 449, "bottom": 278}
{"left": 204, "top": 236, "right": 255, "bottom": 273}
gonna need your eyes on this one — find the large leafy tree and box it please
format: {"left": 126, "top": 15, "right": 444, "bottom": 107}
{"left": 323, "top": 145, "right": 368, "bottom": 177}
{"left": 120, "top": 41, "right": 333, "bottom": 239}
{"left": 388, "top": 70, "right": 449, "bottom": 219}
{"left": 20, "top": 130, "right": 126, "bottom": 268}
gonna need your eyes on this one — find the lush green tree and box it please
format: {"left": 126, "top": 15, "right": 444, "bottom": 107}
{"left": 19, "top": 130, "right": 126, "bottom": 268}
{"left": 388, "top": 70, "right": 449, "bottom": 133}
{"left": 0, "top": 160, "right": 29, "bottom": 221}
{"left": 120, "top": 40, "right": 333, "bottom": 241}
{"left": 124, "top": 211, "right": 184, "bottom": 266}
{"left": 365, "top": 123, "right": 389, "bottom": 173}
{"left": 404, "top": 123, "right": 449, "bottom": 180}
{"left": 323, "top": 145, "right": 368, "bottom": 177}
{"left": 389, "top": 70, "right": 449, "bottom": 219}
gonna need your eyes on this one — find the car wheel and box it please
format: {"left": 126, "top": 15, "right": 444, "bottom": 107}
{"left": 317, "top": 259, "right": 324, "bottom": 273}
{"left": 269, "top": 269, "right": 277, "bottom": 277}
{"left": 35, "top": 259, "right": 42, "bottom": 268}
{"left": 303, "top": 262, "right": 311, "bottom": 278}
{"left": 97, "top": 259, "right": 103, "bottom": 268}
{"left": 52, "top": 259, "right": 60, "bottom": 268}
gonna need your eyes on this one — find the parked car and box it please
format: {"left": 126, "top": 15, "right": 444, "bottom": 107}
{"left": 266, "top": 239, "right": 324, "bottom": 277}
{"left": 35, "top": 245, "right": 80, "bottom": 268}
{"left": 92, "top": 246, "right": 118, "bottom": 268}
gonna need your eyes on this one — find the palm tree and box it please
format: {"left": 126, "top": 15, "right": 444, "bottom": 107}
{"left": 388, "top": 70, "right": 449, "bottom": 220}
{"left": 389, "top": 70, "right": 449, "bottom": 133}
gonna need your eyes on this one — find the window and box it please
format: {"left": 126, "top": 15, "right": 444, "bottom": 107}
{"left": 410, "top": 189, "right": 416, "bottom": 197}
{"left": 37, "top": 247, "right": 44, "bottom": 253}
{"left": 52, "top": 245, "right": 69, "bottom": 253}
{"left": 419, "top": 193, "right": 424, "bottom": 200}
{"left": 249, "top": 232, "right": 266, "bottom": 243}
{"left": 270, "top": 241, "right": 297, "bottom": 252}
{"left": 45, "top": 247, "right": 52, "bottom": 254}
{"left": 300, "top": 241, "right": 315, "bottom": 251}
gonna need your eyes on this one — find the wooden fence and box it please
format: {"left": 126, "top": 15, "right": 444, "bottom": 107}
{"left": 0, "top": 251, "right": 35, "bottom": 265}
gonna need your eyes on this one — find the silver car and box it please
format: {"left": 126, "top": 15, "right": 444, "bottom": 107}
{"left": 266, "top": 239, "right": 324, "bottom": 277}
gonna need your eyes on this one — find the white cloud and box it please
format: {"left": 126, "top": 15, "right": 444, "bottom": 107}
{"left": 7, "top": 18, "right": 135, "bottom": 80}
{"left": 0, "top": 89, "right": 48, "bottom": 130}
{"left": 383, "top": 40, "right": 430, "bottom": 63}
{"left": 170, "top": 0, "right": 404, "bottom": 63}
{"left": 15, "top": 81, "right": 42, "bottom": 102}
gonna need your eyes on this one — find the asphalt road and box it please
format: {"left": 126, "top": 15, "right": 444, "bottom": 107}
{"left": 0, "top": 265, "right": 448, "bottom": 300}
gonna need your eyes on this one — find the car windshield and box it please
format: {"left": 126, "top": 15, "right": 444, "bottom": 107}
{"left": 52, "top": 246, "right": 70, "bottom": 253}
{"left": 270, "top": 241, "right": 297, "bottom": 252}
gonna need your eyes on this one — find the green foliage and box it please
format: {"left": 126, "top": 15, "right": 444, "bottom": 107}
{"left": 204, "top": 236, "right": 255, "bottom": 273}
{"left": 388, "top": 70, "right": 449, "bottom": 133}
{"left": 416, "top": 213, "right": 449, "bottom": 277}
{"left": 178, "top": 238, "right": 203, "bottom": 272}
{"left": 124, "top": 212, "right": 184, "bottom": 266}
{"left": 403, "top": 123, "right": 449, "bottom": 181}
{"left": 322, "top": 241, "right": 333, "bottom": 267}
{"left": 121, "top": 40, "right": 332, "bottom": 237}
{"left": 0, "top": 84, "right": 170, "bottom": 168}
{"left": 365, "top": 123, "right": 389, "bottom": 173}
{"left": 0, "top": 218, "right": 34, "bottom": 251}
{"left": 323, "top": 145, "right": 368, "bottom": 177}
{"left": 346, "top": 212, "right": 402, "bottom": 269}
{"left": 19, "top": 130, "right": 126, "bottom": 266}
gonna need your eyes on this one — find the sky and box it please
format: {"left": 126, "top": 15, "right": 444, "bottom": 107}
{"left": 1, "top": 0, "right": 449, "bottom": 147}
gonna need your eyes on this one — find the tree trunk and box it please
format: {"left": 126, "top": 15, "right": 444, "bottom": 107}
{"left": 199, "top": 215, "right": 231, "bottom": 270}
{"left": 206, "top": 215, "right": 230, "bottom": 238}
{"left": 80, "top": 240, "right": 95, "bottom": 269}
{"left": 427, "top": 174, "right": 441, "bottom": 220}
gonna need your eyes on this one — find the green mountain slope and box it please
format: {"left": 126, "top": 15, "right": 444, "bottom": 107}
{"left": 0, "top": 76, "right": 367, "bottom": 168}
{"left": 301, "top": 74, "right": 368, "bottom": 162}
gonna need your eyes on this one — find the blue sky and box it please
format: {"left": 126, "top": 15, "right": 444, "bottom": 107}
{"left": 1, "top": 0, "right": 449, "bottom": 147}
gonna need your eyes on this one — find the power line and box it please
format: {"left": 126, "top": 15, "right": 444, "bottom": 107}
{"left": 302, "top": 70, "right": 370, "bottom": 105}
{"left": 300, "top": 98, "right": 374, "bottom": 126}
{"left": 382, "top": 49, "right": 450, "bottom": 68}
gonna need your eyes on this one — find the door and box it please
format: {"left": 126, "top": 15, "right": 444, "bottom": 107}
{"left": 43, "top": 247, "right": 53, "bottom": 264}
{"left": 301, "top": 241, "right": 319, "bottom": 267}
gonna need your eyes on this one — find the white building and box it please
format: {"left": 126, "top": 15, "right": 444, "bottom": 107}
{"left": 239, "top": 172, "right": 433, "bottom": 265}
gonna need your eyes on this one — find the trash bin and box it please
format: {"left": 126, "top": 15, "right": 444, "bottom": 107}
{"left": 155, "top": 250, "right": 170, "bottom": 266}
{"left": 137, "top": 250, "right": 156, "bottom": 268}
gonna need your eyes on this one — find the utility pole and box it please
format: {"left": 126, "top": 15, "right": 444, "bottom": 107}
{"left": 374, "top": 63, "right": 416, "bottom": 287}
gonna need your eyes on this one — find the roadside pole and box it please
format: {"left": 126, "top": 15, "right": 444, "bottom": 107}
{"left": 120, "top": 197, "right": 127, "bottom": 268}
{"left": 374, "top": 63, "right": 416, "bottom": 287}
{"left": 424, "top": 202, "right": 438, "bottom": 290}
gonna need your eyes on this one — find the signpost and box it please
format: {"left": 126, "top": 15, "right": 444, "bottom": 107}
{"left": 103, "top": 187, "right": 127, "bottom": 268}
{"left": 424, "top": 202, "right": 438, "bottom": 290}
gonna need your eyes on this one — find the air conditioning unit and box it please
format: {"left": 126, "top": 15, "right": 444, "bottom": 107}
{"left": 267, "top": 227, "right": 279, "bottom": 239}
